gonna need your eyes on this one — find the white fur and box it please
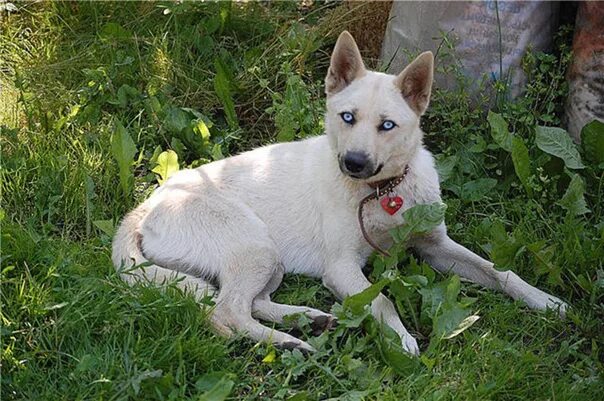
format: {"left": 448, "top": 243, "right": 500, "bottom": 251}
{"left": 112, "top": 32, "right": 567, "bottom": 355}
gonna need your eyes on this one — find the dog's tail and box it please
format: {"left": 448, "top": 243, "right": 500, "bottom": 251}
{"left": 112, "top": 207, "right": 217, "bottom": 299}
{"left": 112, "top": 208, "right": 148, "bottom": 279}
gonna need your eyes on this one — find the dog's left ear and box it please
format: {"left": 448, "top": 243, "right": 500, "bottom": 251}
{"left": 395, "top": 51, "right": 434, "bottom": 116}
{"left": 325, "top": 31, "right": 366, "bottom": 96}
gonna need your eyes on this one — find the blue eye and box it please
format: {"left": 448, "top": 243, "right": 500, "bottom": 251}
{"left": 380, "top": 120, "right": 396, "bottom": 131}
{"left": 340, "top": 112, "right": 355, "bottom": 124}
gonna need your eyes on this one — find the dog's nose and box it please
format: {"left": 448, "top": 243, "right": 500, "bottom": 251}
{"left": 343, "top": 151, "right": 369, "bottom": 174}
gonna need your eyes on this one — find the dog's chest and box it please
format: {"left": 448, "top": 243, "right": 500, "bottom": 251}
{"left": 362, "top": 189, "right": 416, "bottom": 235}
{"left": 357, "top": 175, "right": 441, "bottom": 249}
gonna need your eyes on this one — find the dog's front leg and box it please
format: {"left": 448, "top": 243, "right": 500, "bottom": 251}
{"left": 322, "top": 258, "right": 420, "bottom": 355}
{"left": 413, "top": 224, "right": 568, "bottom": 316}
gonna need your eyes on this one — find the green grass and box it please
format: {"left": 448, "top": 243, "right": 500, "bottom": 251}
{"left": 1, "top": 2, "right": 603, "bottom": 400}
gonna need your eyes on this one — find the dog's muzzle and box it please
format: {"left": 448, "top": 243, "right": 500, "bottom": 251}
{"left": 339, "top": 151, "right": 382, "bottom": 179}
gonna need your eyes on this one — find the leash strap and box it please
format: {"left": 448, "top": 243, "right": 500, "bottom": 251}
{"left": 357, "top": 165, "right": 409, "bottom": 257}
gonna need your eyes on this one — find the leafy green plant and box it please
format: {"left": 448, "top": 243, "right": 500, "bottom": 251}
{"left": 267, "top": 62, "right": 324, "bottom": 142}
{"left": 581, "top": 120, "right": 604, "bottom": 167}
{"left": 152, "top": 150, "right": 180, "bottom": 185}
{"left": 535, "top": 126, "right": 585, "bottom": 170}
{"left": 213, "top": 57, "right": 238, "bottom": 129}
{"left": 110, "top": 121, "right": 138, "bottom": 196}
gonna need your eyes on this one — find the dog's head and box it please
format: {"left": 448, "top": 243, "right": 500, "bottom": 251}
{"left": 325, "top": 31, "right": 433, "bottom": 181}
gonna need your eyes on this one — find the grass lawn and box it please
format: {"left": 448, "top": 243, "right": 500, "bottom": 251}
{"left": 1, "top": 2, "right": 603, "bottom": 400}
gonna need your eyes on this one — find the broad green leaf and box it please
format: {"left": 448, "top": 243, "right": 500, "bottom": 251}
{"left": 262, "top": 350, "right": 276, "bottom": 363}
{"left": 170, "top": 137, "right": 186, "bottom": 159}
{"left": 211, "top": 143, "right": 224, "bottom": 160}
{"left": 442, "top": 314, "right": 480, "bottom": 339}
{"left": 194, "top": 119, "right": 211, "bottom": 141}
{"left": 343, "top": 279, "right": 389, "bottom": 315}
{"left": 389, "top": 278, "right": 415, "bottom": 299}
{"left": 152, "top": 150, "right": 179, "bottom": 185}
{"left": 332, "top": 302, "right": 371, "bottom": 328}
{"left": 181, "top": 107, "right": 206, "bottom": 120}
{"left": 194, "top": 35, "right": 215, "bottom": 55}
{"left": 535, "top": 126, "right": 584, "bottom": 169}
{"left": 53, "top": 105, "right": 81, "bottom": 131}
{"left": 419, "top": 275, "right": 461, "bottom": 319}
{"left": 487, "top": 111, "right": 512, "bottom": 152}
{"left": 391, "top": 203, "right": 447, "bottom": 243}
{"left": 558, "top": 174, "right": 590, "bottom": 216}
{"left": 460, "top": 178, "right": 497, "bottom": 202}
{"left": 110, "top": 122, "right": 137, "bottom": 195}
{"left": 214, "top": 58, "right": 238, "bottom": 128}
{"left": 435, "top": 155, "right": 457, "bottom": 183}
{"left": 165, "top": 107, "right": 190, "bottom": 133}
{"left": 377, "top": 324, "right": 422, "bottom": 375}
{"left": 93, "top": 220, "right": 115, "bottom": 237}
{"left": 130, "top": 369, "right": 163, "bottom": 395}
{"left": 433, "top": 303, "right": 470, "bottom": 338}
{"left": 75, "top": 354, "right": 97, "bottom": 373}
{"left": 581, "top": 120, "right": 604, "bottom": 165}
{"left": 286, "top": 392, "right": 309, "bottom": 401}
{"left": 148, "top": 96, "right": 162, "bottom": 114}
{"left": 511, "top": 136, "right": 532, "bottom": 195}
{"left": 149, "top": 145, "right": 163, "bottom": 165}
{"left": 203, "top": 15, "right": 221, "bottom": 35}
{"left": 195, "top": 373, "right": 226, "bottom": 392}
{"left": 527, "top": 241, "right": 562, "bottom": 285}
{"left": 100, "top": 22, "right": 131, "bottom": 40}
{"left": 489, "top": 222, "right": 522, "bottom": 268}
{"left": 198, "top": 377, "right": 234, "bottom": 401}
{"left": 445, "top": 275, "right": 461, "bottom": 302}
{"left": 407, "top": 260, "right": 437, "bottom": 284}
{"left": 110, "top": 84, "right": 139, "bottom": 107}
{"left": 420, "top": 355, "right": 436, "bottom": 370}
{"left": 406, "top": 274, "right": 429, "bottom": 287}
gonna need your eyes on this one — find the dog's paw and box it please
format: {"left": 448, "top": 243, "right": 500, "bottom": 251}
{"left": 280, "top": 340, "right": 316, "bottom": 354}
{"left": 310, "top": 313, "right": 337, "bottom": 335}
{"left": 401, "top": 334, "right": 420, "bottom": 356}
{"left": 542, "top": 295, "right": 568, "bottom": 318}
{"left": 524, "top": 289, "right": 568, "bottom": 318}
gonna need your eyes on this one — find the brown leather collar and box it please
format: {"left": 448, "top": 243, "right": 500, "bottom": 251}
{"left": 358, "top": 165, "right": 410, "bottom": 257}
{"left": 366, "top": 165, "right": 410, "bottom": 191}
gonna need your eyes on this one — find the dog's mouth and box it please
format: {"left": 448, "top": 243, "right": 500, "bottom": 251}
{"left": 341, "top": 162, "right": 384, "bottom": 180}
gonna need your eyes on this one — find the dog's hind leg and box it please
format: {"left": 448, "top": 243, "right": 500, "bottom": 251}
{"left": 413, "top": 224, "right": 568, "bottom": 316}
{"left": 213, "top": 250, "right": 316, "bottom": 352}
{"left": 137, "top": 190, "right": 315, "bottom": 351}
{"left": 125, "top": 246, "right": 315, "bottom": 351}
{"left": 253, "top": 301, "right": 336, "bottom": 333}
{"left": 121, "top": 264, "right": 217, "bottom": 300}
{"left": 251, "top": 268, "right": 336, "bottom": 333}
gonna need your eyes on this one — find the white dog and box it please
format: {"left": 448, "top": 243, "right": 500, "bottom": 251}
{"left": 112, "top": 31, "right": 567, "bottom": 355}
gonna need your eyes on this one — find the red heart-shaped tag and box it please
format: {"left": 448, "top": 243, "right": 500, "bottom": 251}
{"left": 380, "top": 195, "right": 403, "bottom": 215}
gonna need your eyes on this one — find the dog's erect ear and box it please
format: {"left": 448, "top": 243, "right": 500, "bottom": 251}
{"left": 325, "top": 31, "right": 366, "bottom": 96}
{"left": 395, "top": 51, "right": 434, "bottom": 115}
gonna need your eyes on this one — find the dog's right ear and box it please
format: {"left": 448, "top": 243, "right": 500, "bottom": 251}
{"left": 395, "top": 51, "right": 434, "bottom": 116}
{"left": 325, "top": 31, "right": 366, "bottom": 96}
